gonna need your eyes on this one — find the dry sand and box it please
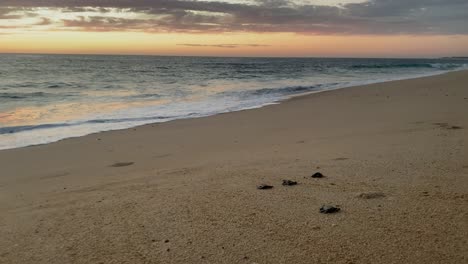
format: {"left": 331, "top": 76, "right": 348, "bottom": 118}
{"left": 1, "top": 71, "right": 467, "bottom": 264}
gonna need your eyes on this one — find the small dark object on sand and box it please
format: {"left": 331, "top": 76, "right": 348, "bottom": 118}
{"left": 110, "top": 162, "right": 134, "bottom": 167}
{"left": 357, "top": 192, "right": 386, "bottom": 199}
{"left": 320, "top": 205, "right": 340, "bottom": 214}
{"left": 257, "top": 184, "right": 273, "bottom": 190}
{"left": 282, "top": 180, "right": 298, "bottom": 186}
{"left": 312, "top": 172, "right": 324, "bottom": 178}
{"left": 334, "top": 157, "right": 349, "bottom": 161}
{"left": 434, "top": 123, "right": 463, "bottom": 130}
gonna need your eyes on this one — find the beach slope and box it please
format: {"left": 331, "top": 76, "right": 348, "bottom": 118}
{"left": 1, "top": 71, "right": 467, "bottom": 263}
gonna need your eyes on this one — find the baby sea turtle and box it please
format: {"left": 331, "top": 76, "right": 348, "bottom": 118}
{"left": 319, "top": 205, "right": 340, "bottom": 214}
{"left": 257, "top": 184, "right": 274, "bottom": 190}
{"left": 282, "top": 180, "right": 298, "bottom": 186}
{"left": 311, "top": 172, "right": 324, "bottom": 178}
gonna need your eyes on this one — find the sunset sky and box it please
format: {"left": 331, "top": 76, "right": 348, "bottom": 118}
{"left": 1, "top": 0, "right": 468, "bottom": 57}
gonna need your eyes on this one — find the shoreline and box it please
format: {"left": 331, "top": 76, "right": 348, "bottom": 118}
{"left": 1, "top": 70, "right": 467, "bottom": 263}
{"left": 1, "top": 68, "right": 465, "bottom": 152}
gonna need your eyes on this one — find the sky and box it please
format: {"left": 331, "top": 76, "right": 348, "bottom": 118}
{"left": 1, "top": 0, "right": 468, "bottom": 57}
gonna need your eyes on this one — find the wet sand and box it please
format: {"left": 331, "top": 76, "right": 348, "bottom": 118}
{"left": 1, "top": 71, "right": 467, "bottom": 263}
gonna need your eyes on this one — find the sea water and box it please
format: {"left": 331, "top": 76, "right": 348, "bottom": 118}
{"left": 0, "top": 55, "right": 466, "bottom": 150}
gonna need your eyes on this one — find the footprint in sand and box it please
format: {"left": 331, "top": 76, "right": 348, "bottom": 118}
{"left": 334, "top": 157, "right": 349, "bottom": 161}
{"left": 110, "top": 162, "right": 135, "bottom": 167}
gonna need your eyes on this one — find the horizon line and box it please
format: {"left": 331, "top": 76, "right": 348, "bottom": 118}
{"left": 0, "top": 51, "right": 455, "bottom": 60}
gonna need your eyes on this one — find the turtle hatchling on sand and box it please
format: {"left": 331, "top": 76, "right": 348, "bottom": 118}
{"left": 257, "top": 184, "right": 274, "bottom": 190}
{"left": 282, "top": 180, "right": 298, "bottom": 186}
{"left": 320, "top": 205, "right": 341, "bottom": 214}
{"left": 312, "top": 172, "right": 324, "bottom": 178}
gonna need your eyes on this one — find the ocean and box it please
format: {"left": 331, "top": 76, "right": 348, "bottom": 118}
{"left": 0, "top": 54, "right": 466, "bottom": 150}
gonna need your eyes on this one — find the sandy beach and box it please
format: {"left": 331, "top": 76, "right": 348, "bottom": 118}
{"left": 1, "top": 71, "right": 467, "bottom": 263}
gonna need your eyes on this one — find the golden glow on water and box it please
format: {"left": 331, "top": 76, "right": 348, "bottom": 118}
{"left": 0, "top": 99, "right": 169, "bottom": 127}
